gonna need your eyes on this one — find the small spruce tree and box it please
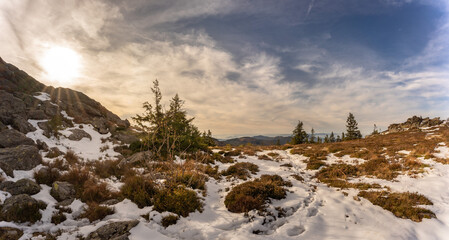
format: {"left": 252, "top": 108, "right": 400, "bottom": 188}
{"left": 345, "top": 112, "right": 362, "bottom": 140}
{"left": 329, "top": 132, "right": 336, "bottom": 142}
{"left": 291, "top": 121, "right": 308, "bottom": 144}
{"left": 310, "top": 128, "right": 316, "bottom": 143}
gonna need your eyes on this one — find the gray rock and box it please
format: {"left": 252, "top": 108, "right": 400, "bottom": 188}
{"left": 0, "top": 162, "right": 14, "bottom": 177}
{"left": 50, "top": 181, "right": 75, "bottom": 202}
{"left": 36, "top": 139, "right": 49, "bottom": 151}
{"left": 102, "top": 199, "right": 120, "bottom": 205}
{"left": 93, "top": 118, "right": 109, "bottom": 134}
{"left": 0, "top": 145, "right": 42, "bottom": 171}
{"left": 119, "top": 151, "right": 152, "bottom": 167}
{"left": 27, "top": 109, "right": 47, "bottom": 120}
{"left": 86, "top": 220, "right": 139, "bottom": 240}
{"left": 42, "top": 101, "right": 59, "bottom": 117}
{"left": 11, "top": 116, "right": 36, "bottom": 134}
{"left": 0, "top": 179, "right": 41, "bottom": 195}
{"left": 113, "top": 133, "right": 138, "bottom": 144}
{"left": 0, "top": 194, "right": 46, "bottom": 223}
{"left": 68, "top": 129, "right": 92, "bottom": 141}
{"left": 0, "top": 121, "right": 6, "bottom": 131}
{"left": 0, "top": 227, "right": 23, "bottom": 240}
{"left": 0, "top": 91, "right": 27, "bottom": 125}
{"left": 45, "top": 147, "right": 64, "bottom": 158}
{"left": 0, "top": 129, "right": 35, "bottom": 148}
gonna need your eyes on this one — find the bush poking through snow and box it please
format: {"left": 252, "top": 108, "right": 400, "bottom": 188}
{"left": 79, "top": 202, "right": 114, "bottom": 222}
{"left": 358, "top": 191, "right": 435, "bottom": 222}
{"left": 120, "top": 176, "right": 157, "bottom": 208}
{"left": 161, "top": 214, "right": 179, "bottom": 228}
{"left": 221, "top": 162, "right": 259, "bottom": 180}
{"left": 58, "top": 167, "right": 90, "bottom": 198}
{"left": 81, "top": 179, "right": 117, "bottom": 203}
{"left": 224, "top": 175, "right": 291, "bottom": 213}
{"left": 34, "top": 167, "right": 61, "bottom": 186}
{"left": 153, "top": 186, "right": 202, "bottom": 217}
{"left": 51, "top": 211, "right": 67, "bottom": 224}
{"left": 64, "top": 150, "right": 79, "bottom": 165}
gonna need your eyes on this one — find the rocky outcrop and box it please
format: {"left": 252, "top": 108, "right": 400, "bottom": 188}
{"left": 0, "top": 145, "right": 41, "bottom": 175}
{"left": 68, "top": 129, "right": 92, "bottom": 141}
{"left": 387, "top": 116, "right": 444, "bottom": 133}
{"left": 0, "top": 129, "right": 35, "bottom": 148}
{"left": 0, "top": 179, "right": 41, "bottom": 195}
{"left": 119, "top": 151, "right": 152, "bottom": 167}
{"left": 50, "top": 181, "right": 75, "bottom": 202}
{"left": 28, "top": 109, "right": 47, "bottom": 120}
{"left": 86, "top": 220, "right": 139, "bottom": 240}
{"left": 0, "top": 194, "right": 46, "bottom": 223}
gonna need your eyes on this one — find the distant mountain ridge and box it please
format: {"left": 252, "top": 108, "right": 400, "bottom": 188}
{"left": 216, "top": 133, "right": 333, "bottom": 146}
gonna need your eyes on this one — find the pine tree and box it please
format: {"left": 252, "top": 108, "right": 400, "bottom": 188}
{"left": 341, "top": 132, "right": 345, "bottom": 141}
{"left": 324, "top": 135, "right": 329, "bottom": 143}
{"left": 329, "top": 132, "right": 336, "bottom": 142}
{"left": 310, "top": 128, "right": 315, "bottom": 143}
{"left": 371, "top": 124, "right": 379, "bottom": 135}
{"left": 291, "top": 121, "right": 308, "bottom": 144}
{"left": 346, "top": 112, "right": 362, "bottom": 140}
{"left": 336, "top": 135, "right": 341, "bottom": 142}
{"left": 317, "top": 136, "right": 322, "bottom": 143}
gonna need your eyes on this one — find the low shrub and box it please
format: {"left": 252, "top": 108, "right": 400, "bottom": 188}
{"left": 280, "top": 163, "right": 292, "bottom": 168}
{"left": 58, "top": 167, "right": 91, "bottom": 198}
{"left": 291, "top": 174, "right": 304, "bottom": 181}
{"left": 221, "top": 162, "right": 259, "bottom": 180}
{"left": 172, "top": 172, "right": 207, "bottom": 190}
{"left": 64, "top": 150, "right": 79, "bottom": 165}
{"left": 358, "top": 191, "right": 435, "bottom": 222}
{"left": 79, "top": 203, "right": 114, "bottom": 222}
{"left": 120, "top": 176, "right": 157, "bottom": 208}
{"left": 51, "top": 211, "right": 67, "bottom": 224}
{"left": 81, "top": 179, "right": 116, "bottom": 203}
{"left": 161, "top": 214, "right": 179, "bottom": 228}
{"left": 92, "top": 159, "right": 131, "bottom": 179}
{"left": 224, "top": 175, "right": 290, "bottom": 213}
{"left": 34, "top": 168, "right": 60, "bottom": 186}
{"left": 153, "top": 186, "right": 202, "bottom": 217}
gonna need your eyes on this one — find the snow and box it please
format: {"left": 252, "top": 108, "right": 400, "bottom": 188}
{"left": 33, "top": 92, "right": 51, "bottom": 101}
{"left": 433, "top": 143, "right": 449, "bottom": 159}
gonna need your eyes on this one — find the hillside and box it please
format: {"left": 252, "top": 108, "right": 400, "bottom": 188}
{"left": 0, "top": 58, "right": 449, "bottom": 239}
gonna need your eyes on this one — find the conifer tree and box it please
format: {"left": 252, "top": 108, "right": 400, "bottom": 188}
{"left": 341, "top": 132, "right": 345, "bottom": 141}
{"left": 291, "top": 121, "right": 308, "bottom": 144}
{"left": 346, "top": 112, "right": 362, "bottom": 140}
{"left": 329, "top": 132, "right": 336, "bottom": 142}
{"left": 310, "top": 128, "right": 315, "bottom": 143}
{"left": 324, "top": 135, "right": 329, "bottom": 143}
{"left": 336, "top": 135, "right": 341, "bottom": 142}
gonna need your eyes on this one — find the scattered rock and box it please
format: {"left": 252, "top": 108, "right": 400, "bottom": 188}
{"left": 0, "top": 162, "right": 14, "bottom": 177}
{"left": 86, "top": 220, "right": 139, "bottom": 240}
{"left": 27, "top": 109, "right": 47, "bottom": 120}
{"left": 0, "top": 129, "right": 35, "bottom": 148}
{"left": 0, "top": 227, "right": 23, "bottom": 240}
{"left": 0, "top": 194, "right": 46, "bottom": 223}
{"left": 388, "top": 116, "right": 444, "bottom": 133}
{"left": 0, "top": 91, "right": 27, "bottom": 125}
{"left": 45, "top": 147, "right": 64, "bottom": 158}
{"left": 0, "top": 179, "right": 41, "bottom": 195}
{"left": 36, "top": 139, "right": 49, "bottom": 151}
{"left": 11, "top": 116, "right": 36, "bottom": 134}
{"left": 102, "top": 199, "right": 120, "bottom": 205}
{"left": 50, "top": 181, "right": 75, "bottom": 202}
{"left": 113, "top": 132, "right": 139, "bottom": 144}
{"left": 0, "top": 145, "right": 42, "bottom": 171}
{"left": 119, "top": 151, "right": 152, "bottom": 167}
{"left": 92, "top": 118, "right": 109, "bottom": 134}
{"left": 68, "top": 129, "right": 92, "bottom": 141}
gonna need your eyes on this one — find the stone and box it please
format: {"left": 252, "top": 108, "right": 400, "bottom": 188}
{"left": 119, "top": 151, "right": 152, "bottom": 167}
{"left": 86, "top": 220, "right": 139, "bottom": 240}
{"left": 0, "top": 91, "right": 27, "bottom": 125}
{"left": 93, "top": 118, "right": 109, "bottom": 134}
{"left": 0, "top": 129, "right": 35, "bottom": 148}
{"left": 0, "top": 145, "right": 41, "bottom": 171}
{"left": 27, "top": 109, "right": 47, "bottom": 120}
{"left": 0, "top": 227, "right": 23, "bottom": 240}
{"left": 0, "top": 194, "right": 46, "bottom": 223}
{"left": 102, "top": 199, "right": 120, "bottom": 205}
{"left": 36, "top": 139, "right": 49, "bottom": 151}
{"left": 11, "top": 116, "right": 36, "bottom": 134}
{"left": 0, "top": 162, "right": 14, "bottom": 177}
{"left": 50, "top": 181, "right": 75, "bottom": 202}
{"left": 45, "top": 147, "right": 64, "bottom": 158}
{"left": 68, "top": 129, "right": 92, "bottom": 141}
{"left": 0, "top": 178, "right": 41, "bottom": 195}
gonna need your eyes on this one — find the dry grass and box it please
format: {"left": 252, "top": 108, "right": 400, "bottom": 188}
{"left": 358, "top": 191, "right": 435, "bottom": 222}
{"left": 79, "top": 203, "right": 114, "bottom": 222}
{"left": 221, "top": 162, "right": 259, "bottom": 180}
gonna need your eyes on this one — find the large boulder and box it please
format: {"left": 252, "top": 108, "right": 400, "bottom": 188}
{"left": 119, "top": 151, "right": 152, "bottom": 167}
{"left": 68, "top": 129, "right": 92, "bottom": 141}
{"left": 0, "top": 179, "right": 41, "bottom": 195}
{"left": 50, "top": 181, "right": 75, "bottom": 202}
{"left": 92, "top": 118, "right": 109, "bottom": 134}
{"left": 11, "top": 117, "right": 36, "bottom": 133}
{"left": 0, "top": 194, "right": 46, "bottom": 223}
{"left": 0, "top": 145, "right": 41, "bottom": 172}
{"left": 86, "top": 220, "right": 139, "bottom": 240}
{"left": 0, "top": 129, "right": 35, "bottom": 148}
{"left": 387, "top": 116, "right": 444, "bottom": 133}
{"left": 27, "top": 109, "right": 47, "bottom": 120}
{"left": 0, "top": 90, "right": 27, "bottom": 124}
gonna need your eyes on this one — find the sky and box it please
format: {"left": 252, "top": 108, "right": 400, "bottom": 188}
{"left": 1, "top": 0, "right": 449, "bottom": 138}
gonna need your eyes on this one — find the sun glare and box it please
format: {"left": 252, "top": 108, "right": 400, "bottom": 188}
{"left": 41, "top": 46, "right": 81, "bottom": 85}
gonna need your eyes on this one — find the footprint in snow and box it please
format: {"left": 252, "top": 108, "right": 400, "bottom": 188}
{"left": 287, "top": 225, "right": 305, "bottom": 236}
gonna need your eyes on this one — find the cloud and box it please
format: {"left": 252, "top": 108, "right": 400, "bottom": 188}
{"left": 0, "top": 0, "right": 448, "bottom": 138}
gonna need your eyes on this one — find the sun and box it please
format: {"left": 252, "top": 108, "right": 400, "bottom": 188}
{"left": 41, "top": 46, "right": 82, "bottom": 85}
